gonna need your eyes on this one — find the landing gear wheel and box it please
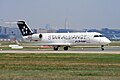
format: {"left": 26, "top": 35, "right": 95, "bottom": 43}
{"left": 54, "top": 47, "right": 58, "bottom": 51}
{"left": 64, "top": 46, "right": 68, "bottom": 50}
{"left": 101, "top": 45, "right": 104, "bottom": 51}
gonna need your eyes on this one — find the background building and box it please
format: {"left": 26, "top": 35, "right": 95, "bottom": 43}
{"left": 0, "top": 25, "right": 120, "bottom": 41}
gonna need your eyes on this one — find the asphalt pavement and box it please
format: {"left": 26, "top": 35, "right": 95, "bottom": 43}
{"left": 0, "top": 46, "right": 120, "bottom": 54}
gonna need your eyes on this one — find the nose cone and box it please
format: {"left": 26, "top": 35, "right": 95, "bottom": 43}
{"left": 101, "top": 38, "right": 111, "bottom": 45}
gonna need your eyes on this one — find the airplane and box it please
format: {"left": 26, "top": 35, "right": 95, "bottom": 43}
{"left": 17, "top": 20, "right": 111, "bottom": 51}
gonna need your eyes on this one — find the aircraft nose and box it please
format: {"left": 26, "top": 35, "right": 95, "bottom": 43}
{"left": 105, "top": 39, "right": 111, "bottom": 44}
{"left": 101, "top": 38, "right": 111, "bottom": 45}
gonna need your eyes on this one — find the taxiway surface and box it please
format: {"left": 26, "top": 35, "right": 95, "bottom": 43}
{"left": 0, "top": 47, "right": 120, "bottom": 54}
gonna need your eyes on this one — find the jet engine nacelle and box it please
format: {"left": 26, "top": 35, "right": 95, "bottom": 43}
{"left": 31, "top": 34, "right": 43, "bottom": 40}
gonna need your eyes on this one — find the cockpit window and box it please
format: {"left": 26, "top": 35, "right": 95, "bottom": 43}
{"left": 94, "top": 35, "right": 99, "bottom": 37}
{"left": 94, "top": 35, "right": 104, "bottom": 37}
{"left": 99, "top": 35, "right": 104, "bottom": 37}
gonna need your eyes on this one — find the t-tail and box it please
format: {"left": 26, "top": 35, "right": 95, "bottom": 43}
{"left": 17, "top": 21, "right": 33, "bottom": 36}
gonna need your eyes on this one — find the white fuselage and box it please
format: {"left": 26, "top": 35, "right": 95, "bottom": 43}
{"left": 22, "top": 32, "right": 111, "bottom": 46}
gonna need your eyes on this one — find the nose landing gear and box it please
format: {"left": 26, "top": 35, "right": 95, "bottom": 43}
{"left": 101, "top": 45, "right": 104, "bottom": 51}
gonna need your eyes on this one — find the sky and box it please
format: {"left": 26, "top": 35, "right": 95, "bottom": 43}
{"left": 0, "top": 0, "right": 120, "bottom": 29}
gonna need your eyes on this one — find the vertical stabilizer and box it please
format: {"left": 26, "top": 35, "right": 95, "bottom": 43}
{"left": 17, "top": 21, "right": 33, "bottom": 36}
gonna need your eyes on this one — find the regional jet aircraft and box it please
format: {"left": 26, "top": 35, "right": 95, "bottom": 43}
{"left": 17, "top": 21, "right": 111, "bottom": 51}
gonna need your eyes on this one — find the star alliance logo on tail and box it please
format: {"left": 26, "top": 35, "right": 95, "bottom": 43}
{"left": 17, "top": 21, "right": 33, "bottom": 36}
{"left": 22, "top": 26, "right": 29, "bottom": 35}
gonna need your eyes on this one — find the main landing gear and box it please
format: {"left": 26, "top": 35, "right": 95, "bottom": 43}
{"left": 53, "top": 46, "right": 69, "bottom": 51}
{"left": 101, "top": 45, "right": 104, "bottom": 51}
{"left": 53, "top": 46, "right": 59, "bottom": 51}
{"left": 64, "top": 46, "right": 69, "bottom": 50}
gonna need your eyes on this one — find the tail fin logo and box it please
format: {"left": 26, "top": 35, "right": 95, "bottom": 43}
{"left": 17, "top": 21, "right": 33, "bottom": 36}
{"left": 22, "top": 26, "right": 29, "bottom": 35}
